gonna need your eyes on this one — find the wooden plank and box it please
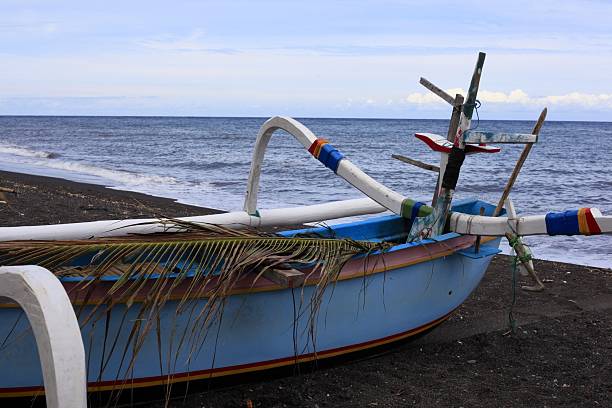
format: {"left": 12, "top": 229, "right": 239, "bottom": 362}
{"left": 463, "top": 131, "right": 538, "bottom": 144}
{"left": 419, "top": 77, "right": 458, "bottom": 106}
{"left": 392, "top": 154, "right": 439, "bottom": 172}
{"left": 262, "top": 267, "right": 305, "bottom": 288}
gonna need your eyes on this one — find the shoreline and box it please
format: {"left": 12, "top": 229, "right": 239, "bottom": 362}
{"left": 0, "top": 168, "right": 611, "bottom": 406}
{"left": 0, "top": 169, "right": 223, "bottom": 227}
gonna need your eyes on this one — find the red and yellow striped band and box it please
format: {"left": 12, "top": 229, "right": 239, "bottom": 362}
{"left": 577, "top": 208, "right": 601, "bottom": 235}
{"left": 308, "top": 138, "right": 328, "bottom": 158}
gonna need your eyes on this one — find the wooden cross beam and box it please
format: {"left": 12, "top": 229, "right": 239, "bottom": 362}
{"left": 463, "top": 131, "right": 538, "bottom": 144}
{"left": 419, "top": 77, "right": 464, "bottom": 106}
{"left": 392, "top": 154, "right": 440, "bottom": 173}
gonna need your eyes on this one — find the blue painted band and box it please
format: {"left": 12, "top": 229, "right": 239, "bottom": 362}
{"left": 545, "top": 210, "right": 579, "bottom": 235}
{"left": 318, "top": 143, "right": 344, "bottom": 173}
{"left": 411, "top": 201, "right": 424, "bottom": 221}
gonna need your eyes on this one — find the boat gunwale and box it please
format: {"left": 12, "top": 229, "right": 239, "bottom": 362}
{"left": 0, "top": 234, "right": 496, "bottom": 308}
{"left": 0, "top": 199, "right": 501, "bottom": 308}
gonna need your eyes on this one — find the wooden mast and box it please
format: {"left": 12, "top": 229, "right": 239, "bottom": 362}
{"left": 408, "top": 52, "right": 486, "bottom": 241}
{"left": 432, "top": 93, "right": 464, "bottom": 206}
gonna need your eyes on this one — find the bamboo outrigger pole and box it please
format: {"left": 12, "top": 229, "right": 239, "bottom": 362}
{"left": 494, "top": 108, "right": 548, "bottom": 217}
{"left": 495, "top": 108, "right": 548, "bottom": 291}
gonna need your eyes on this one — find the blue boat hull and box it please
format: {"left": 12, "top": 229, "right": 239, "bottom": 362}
{"left": 0, "top": 201, "right": 501, "bottom": 396}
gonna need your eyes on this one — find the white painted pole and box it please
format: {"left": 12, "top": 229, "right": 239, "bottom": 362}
{"left": 448, "top": 209, "right": 612, "bottom": 236}
{"left": 0, "top": 266, "right": 87, "bottom": 408}
{"left": 0, "top": 197, "right": 386, "bottom": 241}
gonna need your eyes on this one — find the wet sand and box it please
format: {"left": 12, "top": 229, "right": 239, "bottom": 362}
{"left": 1, "top": 170, "right": 610, "bottom": 407}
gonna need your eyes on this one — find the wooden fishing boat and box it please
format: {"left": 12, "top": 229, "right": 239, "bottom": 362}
{"left": 0, "top": 200, "right": 501, "bottom": 397}
{"left": 0, "top": 52, "right": 609, "bottom": 404}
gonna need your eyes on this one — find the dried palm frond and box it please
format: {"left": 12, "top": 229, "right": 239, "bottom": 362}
{"left": 0, "top": 219, "right": 390, "bottom": 389}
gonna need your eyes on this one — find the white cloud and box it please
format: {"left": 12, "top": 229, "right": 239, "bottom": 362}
{"left": 405, "top": 88, "right": 464, "bottom": 105}
{"left": 404, "top": 88, "right": 612, "bottom": 109}
{"left": 541, "top": 92, "right": 612, "bottom": 107}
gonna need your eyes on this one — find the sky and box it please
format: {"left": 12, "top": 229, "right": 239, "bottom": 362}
{"left": 0, "top": 0, "right": 611, "bottom": 120}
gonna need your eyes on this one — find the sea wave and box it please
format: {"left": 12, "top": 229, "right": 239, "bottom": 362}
{"left": 0, "top": 144, "right": 59, "bottom": 159}
{"left": 0, "top": 143, "right": 187, "bottom": 187}
{"left": 34, "top": 159, "right": 180, "bottom": 186}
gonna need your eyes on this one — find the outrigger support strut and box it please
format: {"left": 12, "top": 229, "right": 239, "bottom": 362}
{"left": 243, "top": 116, "right": 433, "bottom": 220}
{"left": 0, "top": 266, "right": 87, "bottom": 408}
{"left": 504, "top": 199, "right": 545, "bottom": 292}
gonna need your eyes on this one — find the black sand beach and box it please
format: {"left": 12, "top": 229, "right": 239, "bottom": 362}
{"left": 1, "top": 170, "right": 610, "bottom": 407}
{"left": 0, "top": 170, "right": 223, "bottom": 226}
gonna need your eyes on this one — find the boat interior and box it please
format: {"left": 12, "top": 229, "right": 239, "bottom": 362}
{"left": 37, "top": 199, "right": 500, "bottom": 282}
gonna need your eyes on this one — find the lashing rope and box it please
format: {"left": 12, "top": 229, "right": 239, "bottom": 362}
{"left": 506, "top": 235, "right": 533, "bottom": 333}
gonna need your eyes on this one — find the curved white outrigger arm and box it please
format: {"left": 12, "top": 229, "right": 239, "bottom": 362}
{"left": 244, "top": 116, "right": 431, "bottom": 219}
{"left": 0, "top": 266, "right": 86, "bottom": 408}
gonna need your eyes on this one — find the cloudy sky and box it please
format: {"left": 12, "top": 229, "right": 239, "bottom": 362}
{"left": 1, "top": 0, "right": 611, "bottom": 120}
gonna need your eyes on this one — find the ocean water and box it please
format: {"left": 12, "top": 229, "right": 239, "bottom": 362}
{"left": 0, "top": 116, "right": 610, "bottom": 269}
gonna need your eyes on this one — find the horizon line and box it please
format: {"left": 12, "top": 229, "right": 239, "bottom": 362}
{"left": 0, "top": 114, "right": 610, "bottom": 124}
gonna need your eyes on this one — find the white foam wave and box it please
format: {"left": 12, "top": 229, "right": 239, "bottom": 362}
{"left": 33, "top": 159, "right": 180, "bottom": 186}
{"left": 0, "top": 143, "right": 184, "bottom": 187}
{"left": 0, "top": 144, "right": 58, "bottom": 159}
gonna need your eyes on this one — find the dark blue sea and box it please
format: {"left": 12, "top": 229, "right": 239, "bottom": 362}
{"left": 0, "top": 116, "right": 610, "bottom": 268}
